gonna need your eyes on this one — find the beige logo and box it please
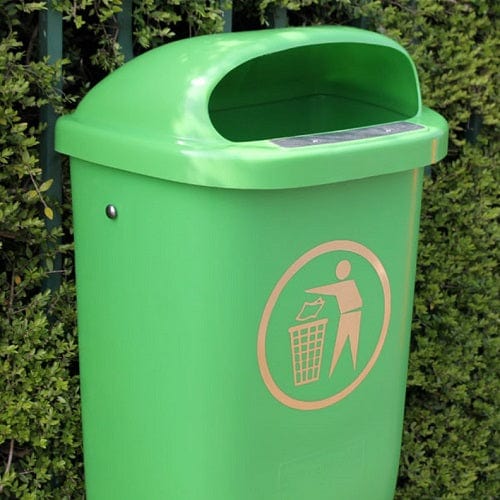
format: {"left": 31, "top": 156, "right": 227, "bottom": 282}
{"left": 257, "top": 240, "right": 391, "bottom": 411}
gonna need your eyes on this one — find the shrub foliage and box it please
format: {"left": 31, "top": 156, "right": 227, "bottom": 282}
{"left": 0, "top": 0, "right": 497, "bottom": 497}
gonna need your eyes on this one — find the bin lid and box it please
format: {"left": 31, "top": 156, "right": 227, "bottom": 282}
{"left": 55, "top": 26, "right": 448, "bottom": 189}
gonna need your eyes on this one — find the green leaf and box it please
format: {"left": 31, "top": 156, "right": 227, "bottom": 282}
{"left": 39, "top": 179, "right": 53, "bottom": 193}
{"left": 44, "top": 206, "right": 54, "bottom": 220}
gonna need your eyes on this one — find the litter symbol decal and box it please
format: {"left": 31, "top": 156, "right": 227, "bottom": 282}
{"left": 257, "top": 240, "right": 391, "bottom": 411}
{"left": 289, "top": 315, "right": 327, "bottom": 386}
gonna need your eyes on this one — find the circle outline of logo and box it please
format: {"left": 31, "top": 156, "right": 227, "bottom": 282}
{"left": 257, "top": 240, "right": 391, "bottom": 411}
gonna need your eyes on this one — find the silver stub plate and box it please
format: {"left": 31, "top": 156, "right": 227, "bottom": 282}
{"left": 271, "top": 122, "right": 425, "bottom": 148}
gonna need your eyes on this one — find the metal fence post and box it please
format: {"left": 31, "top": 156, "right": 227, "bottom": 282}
{"left": 220, "top": 1, "right": 233, "bottom": 32}
{"left": 39, "top": 0, "right": 63, "bottom": 290}
{"left": 117, "top": 0, "right": 134, "bottom": 61}
{"left": 271, "top": 7, "right": 288, "bottom": 28}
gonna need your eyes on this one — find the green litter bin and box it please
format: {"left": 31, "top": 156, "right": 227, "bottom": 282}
{"left": 56, "top": 26, "right": 448, "bottom": 499}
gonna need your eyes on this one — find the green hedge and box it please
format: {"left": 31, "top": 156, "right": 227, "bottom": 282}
{"left": 0, "top": 1, "right": 498, "bottom": 497}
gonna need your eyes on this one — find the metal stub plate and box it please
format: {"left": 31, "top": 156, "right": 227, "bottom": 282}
{"left": 271, "top": 122, "right": 425, "bottom": 148}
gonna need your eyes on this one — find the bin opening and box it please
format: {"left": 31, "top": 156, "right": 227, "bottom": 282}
{"left": 208, "top": 42, "right": 419, "bottom": 142}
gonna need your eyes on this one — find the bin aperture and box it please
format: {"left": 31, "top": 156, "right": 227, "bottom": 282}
{"left": 209, "top": 42, "right": 420, "bottom": 142}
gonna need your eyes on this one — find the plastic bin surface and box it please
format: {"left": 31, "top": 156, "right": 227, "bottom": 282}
{"left": 56, "top": 26, "right": 448, "bottom": 500}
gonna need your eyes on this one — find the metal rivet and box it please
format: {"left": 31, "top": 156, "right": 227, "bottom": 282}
{"left": 105, "top": 204, "right": 118, "bottom": 219}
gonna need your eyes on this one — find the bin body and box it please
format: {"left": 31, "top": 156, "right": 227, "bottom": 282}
{"left": 57, "top": 27, "right": 447, "bottom": 500}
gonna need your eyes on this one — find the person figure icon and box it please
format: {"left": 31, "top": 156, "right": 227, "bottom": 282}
{"left": 306, "top": 260, "right": 362, "bottom": 377}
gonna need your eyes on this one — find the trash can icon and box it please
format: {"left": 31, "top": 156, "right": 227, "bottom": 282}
{"left": 56, "top": 26, "right": 447, "bottom": 500}
{"left": 289, "top": 298, "right": 328, "bottom": 386}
